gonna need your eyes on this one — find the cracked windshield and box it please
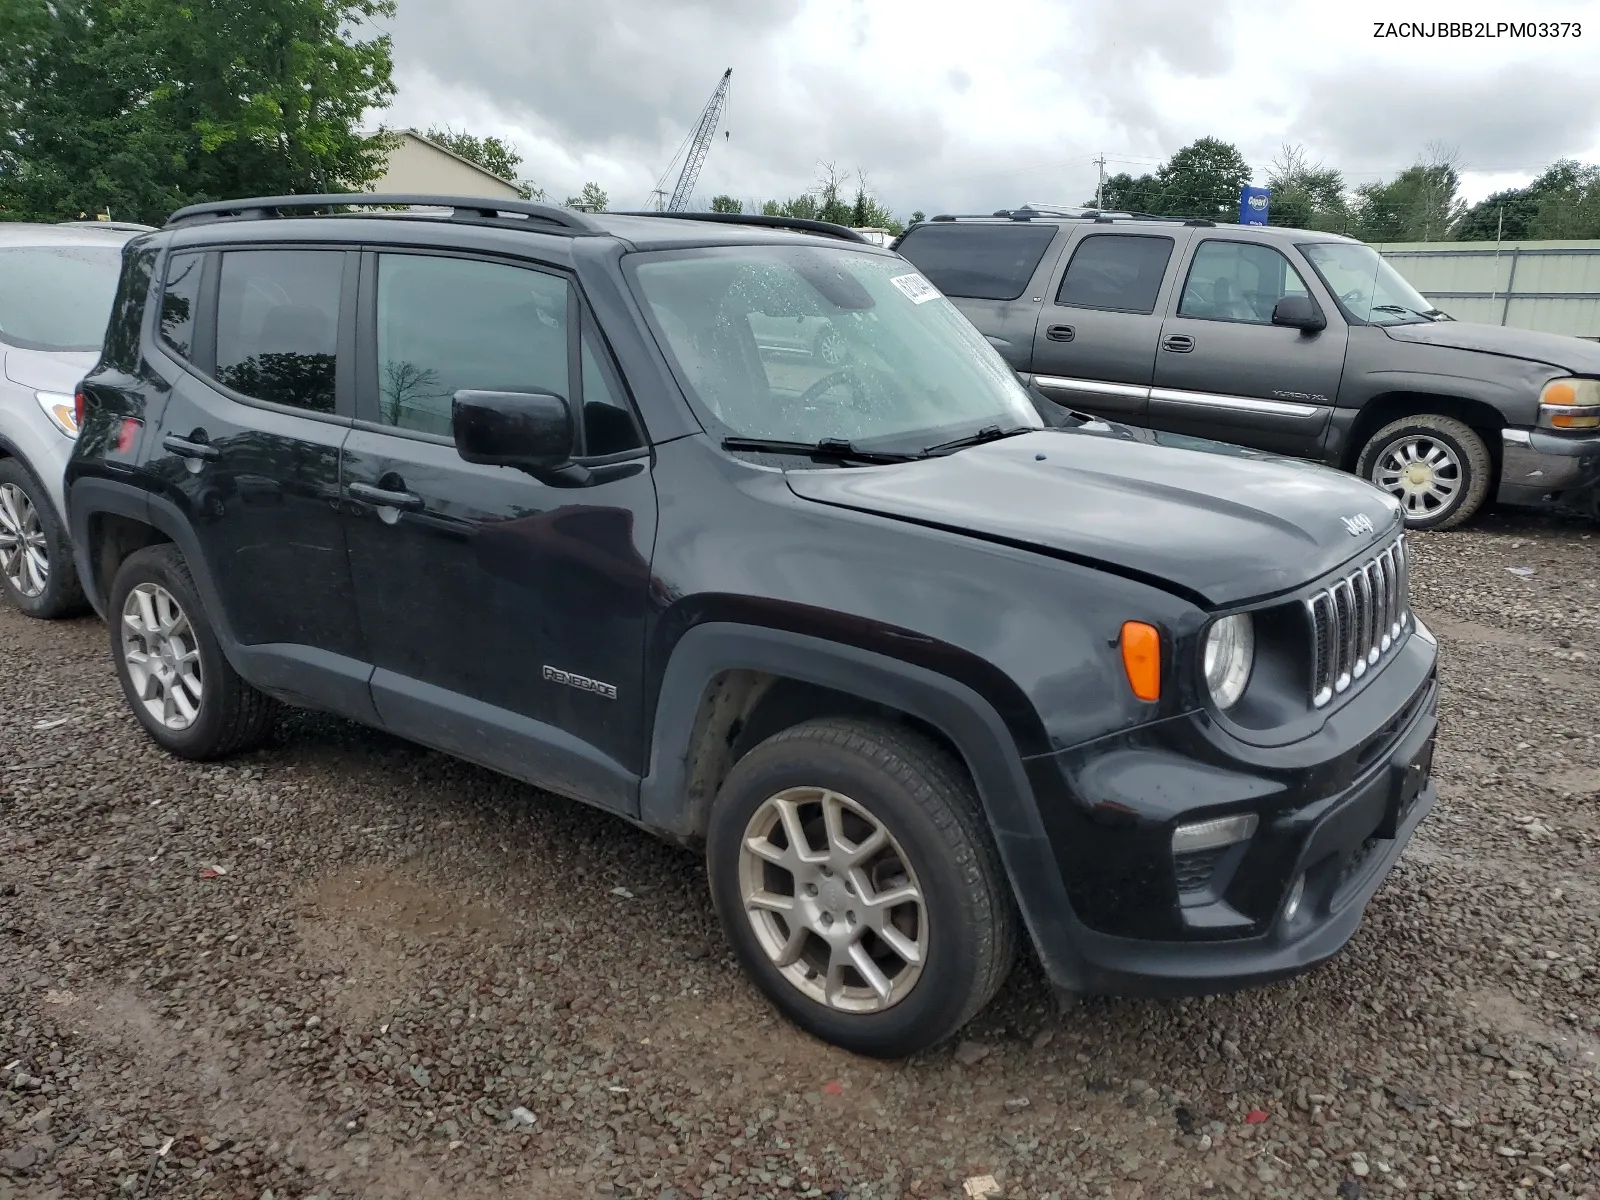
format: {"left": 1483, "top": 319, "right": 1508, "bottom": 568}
{"left": 631, "top": 245, "right": 1042, "bottom": 451}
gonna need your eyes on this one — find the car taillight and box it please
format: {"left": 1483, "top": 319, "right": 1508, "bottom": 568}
{"left": 74, "top": 387, "right": 86, "bottom": 429}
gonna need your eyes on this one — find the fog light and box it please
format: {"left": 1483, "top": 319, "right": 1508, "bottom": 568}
{"left": 1172, "top": 813, "right": 1258, "bottom": 855}
{"left": 1283, "top": 874, "right": 1306, "bottom": 923}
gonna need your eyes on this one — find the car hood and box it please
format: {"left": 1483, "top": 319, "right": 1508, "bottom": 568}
{"left": 2, "top": 347, "right": 98, "bottom": 394}
{"left": 1383, "top": 320, "right": 1600, "bottom": 373}
{"left": 782, "top": 428, "right": 1403, "bottom": 606}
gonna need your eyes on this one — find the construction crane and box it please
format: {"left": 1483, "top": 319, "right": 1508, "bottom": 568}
{"left": 649, "top": 68, "right": 732, "bottom": 212}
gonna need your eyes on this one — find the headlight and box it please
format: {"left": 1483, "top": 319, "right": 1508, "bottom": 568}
{"left": 1539, "top": 377, "right": 1600, "bottom": 431}
{"left": 35, "top": 390, "right": 79, "bottom": 438}
{"left": 1203, "top": 614, "right": 1254, "bottom": 709}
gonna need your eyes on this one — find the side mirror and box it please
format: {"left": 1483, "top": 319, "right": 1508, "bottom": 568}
{"left": 453, "top": 389, "right": 574, "bottom": 474}
{"left": 1272, "top": 295, "right": 1326, "bottom": 332}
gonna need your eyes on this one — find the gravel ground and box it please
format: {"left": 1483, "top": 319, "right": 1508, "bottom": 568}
{"left": 1, "top": 508, "right": 1596, "bottom": 1200}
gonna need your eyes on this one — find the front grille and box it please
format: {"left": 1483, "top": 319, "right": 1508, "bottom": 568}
{"left": 1305, "top": 536, "right": 1410, "bottom": 708}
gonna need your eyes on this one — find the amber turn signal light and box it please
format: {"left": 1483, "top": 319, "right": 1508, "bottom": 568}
{"left": 1120, "top": 621, "right": 1161, "bottom": 702}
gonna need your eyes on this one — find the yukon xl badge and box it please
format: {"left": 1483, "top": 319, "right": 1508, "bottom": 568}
{"left": 1341, "top": 513, "right": 1376, "bottom": 537}
{"left": 542, "top": 666, "right": 618, "bottom": 700}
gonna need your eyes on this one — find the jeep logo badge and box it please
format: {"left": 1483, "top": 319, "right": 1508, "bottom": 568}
{"left": 1341, "top": 513, "right": 1375, "bottom": 537}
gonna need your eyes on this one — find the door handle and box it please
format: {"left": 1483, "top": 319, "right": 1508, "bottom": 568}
{"left": 162, "top": 433, "right": 219, "bottom": 460}
{"left": 1162, "top": 334, "right": 1195, "bottom": 353}
{"left": 1046, "top": 324, "right": 1075, "bottom": 342}
{"left": 347, "top": 481, "right": 425, "bottom": 512}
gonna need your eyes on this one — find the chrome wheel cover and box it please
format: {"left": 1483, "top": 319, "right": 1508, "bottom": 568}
{"left": 122, "top": 583, "right": 204, "bottom": 730}
{"left": 1373, "top": 435, "right": 1463, "bottom": 519}
{"left": 0, "top": 483, "right": 48, "bottom": 598}
{"left": 737, "top": 786, "right": 928, "bottom": 1013}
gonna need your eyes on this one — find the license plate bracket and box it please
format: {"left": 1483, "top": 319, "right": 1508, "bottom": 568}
{"left": 1377, "top": 732, "right": 1434, "bottom": 839}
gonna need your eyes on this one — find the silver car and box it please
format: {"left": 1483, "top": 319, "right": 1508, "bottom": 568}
{"left": 0, "top": 222, "right": 144, "bottom": 617}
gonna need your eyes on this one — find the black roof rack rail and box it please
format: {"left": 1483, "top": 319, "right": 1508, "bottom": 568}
{"left": 608, "top": 211, "right": 868, "bottom": 243}
{"left": 164, "top": 193, "right": 606, "bottom": 234}
{"left": 927, "top": 207, "right": 1220, "bottom": 230}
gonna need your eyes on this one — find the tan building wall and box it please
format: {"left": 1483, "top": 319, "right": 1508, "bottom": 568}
{"left": 368, "top": 130, "right": 525, "bottom": 201}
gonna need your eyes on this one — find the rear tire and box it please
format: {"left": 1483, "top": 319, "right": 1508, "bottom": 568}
{"left": 108, "top": 544, "right": 278, "bottom": 759}
{"left": 705, "top": 717, "right": 1017, "bottom": 1058}
{"left": 1356, "top": 413, "right": 1492, "bottom": 531}
{"left": 0, "top": 457, "right": 87, "bottom": 620}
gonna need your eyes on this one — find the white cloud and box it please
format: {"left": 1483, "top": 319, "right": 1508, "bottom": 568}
{"left": 371, "top": 0, "right": 1600, "bottom": 216}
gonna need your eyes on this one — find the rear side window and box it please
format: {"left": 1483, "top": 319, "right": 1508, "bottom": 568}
{"left": 101, "top": 243, "right": 157, "bottom": 373}
{"left": 214, "top": 250, "right": 342, "bottom": 413}
{"left": 1054, "top": 234, "right": 1174, "bottom": 314}
{"left": 894, "top": 224, "right": 1058, "bottom": 301}
{"left": 159, "top": 252, "right": 203, "bottom": 359}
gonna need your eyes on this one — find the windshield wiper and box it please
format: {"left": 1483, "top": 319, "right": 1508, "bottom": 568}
{"left": 720, "top": 436, "right": 921, "bottom": 464}
{"left": 923, "top": 424, "right": 1036, "bottom": 455}
{"left": 1371, "top": 304, "right": 1440, "bottom": 321}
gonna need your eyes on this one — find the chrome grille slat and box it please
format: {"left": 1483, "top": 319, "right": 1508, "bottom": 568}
{"left": 1305, "top": 535, "right": 1410, "bottom": 708}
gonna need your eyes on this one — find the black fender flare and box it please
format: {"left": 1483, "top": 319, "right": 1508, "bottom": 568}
{"left": 639, "top": 621, "right": 1091, "bottom": 988}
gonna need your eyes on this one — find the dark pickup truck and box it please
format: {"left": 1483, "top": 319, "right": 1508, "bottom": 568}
{"left": 894, "top": 210, "right": 1600, "bottom": 529}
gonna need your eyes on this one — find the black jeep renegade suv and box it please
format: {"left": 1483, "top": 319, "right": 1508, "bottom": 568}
{"left": 66, "top": 195, "right": 1439, "bottom": 1058}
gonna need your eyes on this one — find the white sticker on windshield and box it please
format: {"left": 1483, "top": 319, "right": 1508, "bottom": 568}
{"left": 889, "top": 272, "right": 941, "bottom": 304}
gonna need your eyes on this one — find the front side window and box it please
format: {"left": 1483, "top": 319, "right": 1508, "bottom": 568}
{"left": 894, "top": 223, "right": 1058, "bottom": 301}
{"left": 214, "top": 250, "right": 342, "bottom": 412}
{"left": 0, "top": 243, "right": 126, "bottom": 352}
{"left": 159, "top": 252, "right": 203, "bottom": 359}
{"left": 1055, "top": 234, "right": 1174, "bottom": 314}
{"left": 1300, "top": 242, "right": 1441, "bottom": 326}
{"left": 628, "top": 245, "right": 1043, "bottom": 452}
{"left": 376, "top": 253, "right": 571, "bottom": 438}
{"left": 1177, "top": 240, "right": 1310, "bottom": 325}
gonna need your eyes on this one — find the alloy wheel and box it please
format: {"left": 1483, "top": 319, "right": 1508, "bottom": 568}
{"left": 737, "top": 786, "right": 928, "bottom": 1013}
{"left": 1372, "top": 435, "right": 1463, "bottom": 519}
{"left": 121, "top": 583, "right": 204, "bottom": 730}
{"left": 0, "top": 483, "right": 49, "bottom": 598}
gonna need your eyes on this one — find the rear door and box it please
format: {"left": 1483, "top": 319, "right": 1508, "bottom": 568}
{"left": 141, "top": 243, "right": 369, "bottom": 713}
{"left": 1150, "top": 237, "right": 1348, "bottom": 457}
{"left": 892, "top": 222, "right": 1063, "bottom": 371}
{"left": 1028, "top": 228, "right": 1192, "bottom": 423}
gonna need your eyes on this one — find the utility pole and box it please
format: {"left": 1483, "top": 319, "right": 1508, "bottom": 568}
{"left": 1094, "top": 155, "right": 1106, "bottom": 209}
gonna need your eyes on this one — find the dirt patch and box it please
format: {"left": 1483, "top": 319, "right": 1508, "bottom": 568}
{"left": 1423, "top": 617, "right": 1537, "bottom": 648}
{"left": 1459, "top": 986, "right": 1600, "bottom": 1070}
{"left": 1542, "top": 766, "right": 1600, "bottom": 798}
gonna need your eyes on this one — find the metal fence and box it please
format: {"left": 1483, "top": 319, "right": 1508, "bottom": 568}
{"left": 1373, "top": 240, "right": 1600, "bottom": 340}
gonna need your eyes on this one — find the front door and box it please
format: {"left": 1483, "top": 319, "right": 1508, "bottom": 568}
{"left": 141, "top": 244, "right": 369, "bottom": 712}
{"left": 1150, "top": 237, "right": 1348, "bottom": 458}
{"left": 339, "top": 248, "right": 657, "bottom": 814}
{"left": 1029, "top": 229, "right": 1192, "bottom": 423}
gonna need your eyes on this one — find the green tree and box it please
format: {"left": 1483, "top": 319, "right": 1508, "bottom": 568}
{"left": 1456, "top": 159, "right": 1600, "bottom": 241}
{"left": 1090, "top": 138, "right": 1251, "bottom": 220}
{"left": 909, "top": 210, "right": 926, "bottom": 225}
{"left": 0, "top": 0, "right": 398, "bottom": 225}
{"left": 564, "top": 182, "right": 608, "bottom": 211}
{"left": 1264, "top": 143, "right": 1350, "bottom": 233}
{"left": 423, "top": 125, "right": 523, "bottom": 183}
{"left": 1349, "top": 145, "right": 1466, "bottom": 243}
{"left": 710, "top": 194, "right": 742, "bottom": 213}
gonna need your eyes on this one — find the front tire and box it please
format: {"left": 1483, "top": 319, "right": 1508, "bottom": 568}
{"left": 1356, "top": 414, "right": 1492, "bottom": 531}
{"left": 705, "top": 717, "right": 1017, "bottom": 1058}
{"left": 0, "top": 457, "right": 86, "bottom": 620}
{"left": 108, "top": 544, "right": 278, "bottom": 759}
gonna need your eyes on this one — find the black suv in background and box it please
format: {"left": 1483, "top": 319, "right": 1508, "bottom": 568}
{"left": 68, "top": 196, "right": 1438, "bottom": 1057}
{"left": 893, "top": 209, "right": 1600, "bottom": 530}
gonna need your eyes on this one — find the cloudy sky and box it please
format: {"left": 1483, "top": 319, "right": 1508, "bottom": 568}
{"left": 368, "top": 0, "right": 1600, "bottom": 219}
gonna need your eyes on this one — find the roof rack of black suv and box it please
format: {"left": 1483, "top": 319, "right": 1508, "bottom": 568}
{"left": 164, "top": 193, "right": 607, "bottom": 235}
{"left": 608, "top": 210, "right": 869, "bottom": 244}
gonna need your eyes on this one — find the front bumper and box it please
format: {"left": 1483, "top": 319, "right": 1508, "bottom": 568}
{"left": 1499, "top": 427, "right": 1600, "bottom": 516}
{"left": 1017, "top": 621, "right": 1439, "bottom": 997}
